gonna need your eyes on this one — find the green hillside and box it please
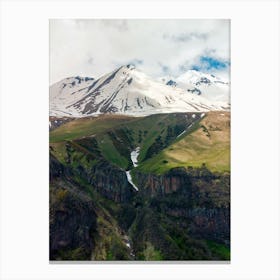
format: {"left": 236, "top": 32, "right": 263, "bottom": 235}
{"left": 50, "top": 112, "right": 205, "bottom": 171}
{"left": 49, "top": 115, "right": 135, "bottom": 143}
{"left": 50, "top": 111, "right": 230, "bottom": 261}
{"left": 50, "top": 111, "right": 230, "bottom": 174}
{"left": 136, "top": 111, "right": 230, "bottom": 174}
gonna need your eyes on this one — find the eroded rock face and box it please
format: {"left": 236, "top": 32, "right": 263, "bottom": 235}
{"left": 134, "top": 167, "right": 230, "bottom": 245}
{"left": 49, "top": 189, "right": 97, "bottom": 260}
{"left": 166, "top": 207, "right": 230, "bottom": 244}
{"left": 50, "top": 153, "right": 133, "bottom": 203}
{"left": 74, "top": 160, "right": 135, "bottom": 203}
{"left": 140, "top": 168, "right": 191, "bottom": 195}
{"left": 49, "top": 153, "right": 65, "bottom": 180}
{"left": 51, "top": 143, "right": 134, "bottom": 204}
{"left": 50, "top": 152, "right": 230, "bottom": 260}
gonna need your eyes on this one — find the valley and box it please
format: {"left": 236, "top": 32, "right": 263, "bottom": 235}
{"left": 49, "top": 111, "right": 230, "bottom": 261}
{"left": 48, "top": 18, "right": 231, "bottom": 262}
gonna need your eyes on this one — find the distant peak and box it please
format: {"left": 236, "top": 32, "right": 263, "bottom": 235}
{"left": 126, "top": 64, "right": 136, "bottom": 70}
{"left": 118, "top": 64, "right": 136, "bottom": 73}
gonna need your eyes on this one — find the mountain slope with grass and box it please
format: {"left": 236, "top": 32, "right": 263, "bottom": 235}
{"left": 50, "top": 111, "right": 230, "bottom": 261}
{"left": 135, "top": 111, "right": 230, "bottom": 174}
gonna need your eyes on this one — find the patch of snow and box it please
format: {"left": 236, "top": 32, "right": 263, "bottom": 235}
{"left": 125, "top": 147, "right": 141, "bottom": 191}
{"left": 200, "top": 113, "right": 205, "bottom": 118}
{"left": 130, "top": 147, "right": 140, "bottom": 167}
{"left": 125, "top": 171, "right": 138, "bottom": 191}
{"left": 192, "top": 114, "right": 196, "bottom": 118}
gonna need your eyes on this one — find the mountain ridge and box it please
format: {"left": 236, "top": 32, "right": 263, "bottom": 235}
{"left": 50, "top": 65, "right": 230, "bottom": 118}
{"left": 159, "top": 69, "right": 230, "bottom": 102}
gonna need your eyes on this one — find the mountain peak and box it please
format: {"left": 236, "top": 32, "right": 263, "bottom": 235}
{"left": 188, "top": 69, "right": 200, "bottom": 74}
{"left": 126, "top": 64, "right": 135, "bottom": 69}
{"left": 50, "top": 66, "right": 229, "bottom": 117}
{"left": 158, "top": 69, "right": 229, "bottom": 102}
{"left": 118, "top": 64, "right": 136, "bottom": 72}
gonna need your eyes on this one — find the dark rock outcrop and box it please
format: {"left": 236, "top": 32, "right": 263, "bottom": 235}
{"left": 77, "top": 161, "right": 135, "bottom": 203}
{"left": 134, "top": 167, "right": 230, "bottom": 245}
{"left": 49, "top": 187, "right": 97, "bottom": 260}
{"left": 135, "top": 167, "right": 192, "bottom": 196}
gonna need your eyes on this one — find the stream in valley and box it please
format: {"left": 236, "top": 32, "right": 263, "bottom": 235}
{"left": 125, "top": 147, "right": 140, "bottom": 191}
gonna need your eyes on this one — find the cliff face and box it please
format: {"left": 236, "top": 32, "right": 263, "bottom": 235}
{"left": 49, "top": 155, "right": 96, "bottom": 260}
{"left": 49, "top": 112, "right": 230, "bottom": 261}
{"left": 52, "top": 137, "right": 135, "bottom": 203}
{"left": 134, "top": 167, "right": 230, "bottom": 245}
{"left": 166, "top": 207, "right": 230, "bottom": 245}
{"left": 49, "top": 186, "right": 97, "bottom": 260}
{"left": 50, "top": 154, "right": 133, "bottom": 261}
{"left": 136, "top": 167, "right": 191, "bottom": 195}
{"left": 74, "top": 160, "right": 135, "bottom": 203}
{"left": 50, "top": 151, "right": 230, "bottom": 260}
{"left": 49, "top": 153, "right": 67, "bottom": 180}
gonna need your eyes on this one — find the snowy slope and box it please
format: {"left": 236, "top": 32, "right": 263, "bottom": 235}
{"left": 160, "top": 70, "right": 230, "bottom": 103}
{"left": 50, "top": 76, "right": 95, "bottom": 117}
{"left": 50, "top": 65, "right": 229, "bottom": 117}
{"left": 157, "top": 76, "right": 177, "bottom": 87}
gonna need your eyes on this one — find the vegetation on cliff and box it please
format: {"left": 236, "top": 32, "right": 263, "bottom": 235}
{"left": 49, "top": 112, "right": 230, "bottom": 261}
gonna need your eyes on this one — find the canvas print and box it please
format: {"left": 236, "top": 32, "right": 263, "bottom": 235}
{"left": 49, "top": 19, "right": 230, "bottom": 261}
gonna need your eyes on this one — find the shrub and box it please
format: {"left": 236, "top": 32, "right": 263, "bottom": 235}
{"left": 56, "top": 189, "right": 68, "bottom": 201}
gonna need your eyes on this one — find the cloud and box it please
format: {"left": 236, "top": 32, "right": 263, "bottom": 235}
{"left": 50, "top": 19, "right": 230, "bottom": 84}
{"left": 163, "top": 32, "right": 208, "bottom": 42}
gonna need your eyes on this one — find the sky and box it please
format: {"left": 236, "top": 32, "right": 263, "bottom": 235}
{"left": 50, "top": 19, "right": 230, "bottom": 84}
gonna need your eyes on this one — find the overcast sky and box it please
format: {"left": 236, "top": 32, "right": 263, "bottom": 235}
{"left": 50, "top": 19, "right": 230, "bottom": 84}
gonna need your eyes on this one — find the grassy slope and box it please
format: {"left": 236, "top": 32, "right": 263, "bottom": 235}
{"left": 206, "top": 240, "right": 230, "bottom": 260}
{"left": 50, "top": 113, "right": 189, "bottom": 170}
{"left": 50, "top": 112, "right": 230, "bottom": 174}
{"left": 96, "top": 133, "right": 129, "bottom": 169}
{"left": 124, "top": 114, "right": 170, "bottom": 162}
{"left": 50, "top": 112, "right": 230, "bottom": 260}
{"left": 49, "top": 115, "right": 135, "bottom": 143}
{"left": 50, "top": 115, "right": 137, "bottom": 170}
{"left": 118, "top": 113, "right": 197, "bottom": 163}
{"left": 50, "top": 142, "right": 67, "bottom": 164}
{"left": 136, "top": 111, "right": 230, "bottom": 174}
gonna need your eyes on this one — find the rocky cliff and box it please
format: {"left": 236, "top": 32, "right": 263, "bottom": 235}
{"left": 133, "top": 167, "right": 230, "bottom": 245}
{"left": 49, "top": 112, "right": 230, "bottom": 261}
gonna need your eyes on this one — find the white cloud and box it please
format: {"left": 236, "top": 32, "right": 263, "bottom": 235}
{"left": 50, "top": 19, "right": 230, "bottom": 84}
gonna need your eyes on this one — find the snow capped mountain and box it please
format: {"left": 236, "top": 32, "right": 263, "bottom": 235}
{"left": 157, "top": 76, "right": 177, "bottom": 87}
{"left": 160, "top": 70, "right": 230, "bottom": 103}
{"left": 50, "top": 76, "right": 95, "bottom": 116}
{"left": 50, "top": 65, "right": 229, "bottom": 117}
